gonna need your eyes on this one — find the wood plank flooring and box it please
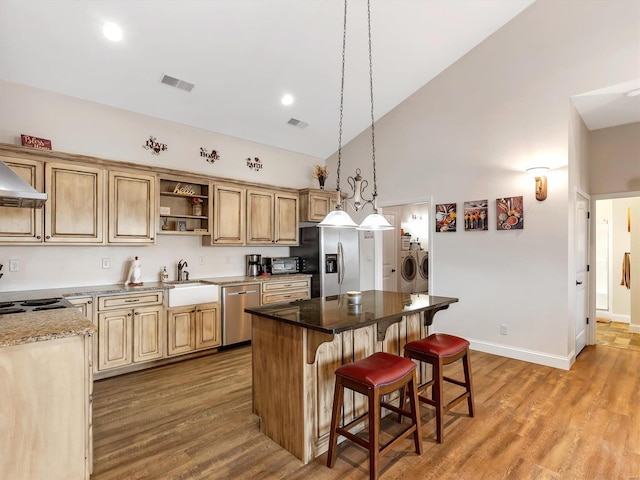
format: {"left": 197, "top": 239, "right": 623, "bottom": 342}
{"left": 92, "top": 345, "right": 640, "bottom": 479}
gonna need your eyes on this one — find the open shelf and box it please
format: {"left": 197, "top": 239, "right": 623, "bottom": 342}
{"left": 158, "top": 178, "right": 210, "bottom": 235}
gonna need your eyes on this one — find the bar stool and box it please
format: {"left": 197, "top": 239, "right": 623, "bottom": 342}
{"left": 402, "top": 333, "right": 474, "bottom": 443}
{"left": 327, "top": 351, "right": 422, "bottom": 480}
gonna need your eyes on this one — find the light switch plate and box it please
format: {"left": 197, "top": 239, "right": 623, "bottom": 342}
{"left": 102, "top": 258, "right": 110, "bottom": 269}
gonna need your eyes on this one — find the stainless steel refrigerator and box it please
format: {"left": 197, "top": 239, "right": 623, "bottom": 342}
{"left": 291, "top": 226, "right": 360, "bottom": 297}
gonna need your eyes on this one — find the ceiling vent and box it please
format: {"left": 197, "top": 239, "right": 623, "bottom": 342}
{"left": 160, "top": 74, "right": 195, "bottom": 93}
{"left": 287, "top": 118, "right": 309, "bottom": 129}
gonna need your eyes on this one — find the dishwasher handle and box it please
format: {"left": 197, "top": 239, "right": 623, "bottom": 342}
{"left": 227, "top": 289, "right": 258, "bottom": 296}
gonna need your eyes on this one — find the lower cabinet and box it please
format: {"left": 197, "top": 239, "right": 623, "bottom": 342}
{"left": 96, "top": 292, "right": 164, "bottom": 372}
{"left": 261, "top": 277, "right": 311, "bottom": 305}
{"left": 167, "top": 302, "right": 221, "bottom": 356}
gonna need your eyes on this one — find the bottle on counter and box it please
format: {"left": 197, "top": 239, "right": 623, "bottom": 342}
{"left": 160, "top": 266, "right": 169, "bottom": 282}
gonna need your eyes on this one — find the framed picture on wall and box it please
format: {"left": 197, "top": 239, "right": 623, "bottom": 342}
{"left": 177, "top": 220, "right": 187, "bottom": 231}
{"left": 435, "top": 203, "right": 457, "bottom": 232}
{"left": 464, "top": 200, "right": 488, "bottom": 231}
{"left": 496, "top": 196, "right": 523, "bottom": 230}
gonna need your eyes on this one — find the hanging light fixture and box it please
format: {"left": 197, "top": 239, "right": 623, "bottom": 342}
{"left": 318, "top": 0, "right": 393, "bottom": 231}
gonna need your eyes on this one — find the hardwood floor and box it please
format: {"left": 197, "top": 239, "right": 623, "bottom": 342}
{"left": 92, "top": 345, "right": 640, "bottom": 480}
{"left": 596, "top": 320, "right": 640, "bottom": 351}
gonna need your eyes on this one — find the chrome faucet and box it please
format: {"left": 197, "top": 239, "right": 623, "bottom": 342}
{"left": 177, "top": 259, "right": 188, "bottom": 281}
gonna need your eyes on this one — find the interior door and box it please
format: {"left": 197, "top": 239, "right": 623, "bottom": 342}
{"left": 382, "top": 213, "right": 397, "bottom": 291}
{"left": 575, "top": 191, "right": 590, "bottom": 356}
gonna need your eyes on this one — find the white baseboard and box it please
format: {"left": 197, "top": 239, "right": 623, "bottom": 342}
{"left": 630, "top": 325, "right": 640, "bottom": 335}
{"left": 612, "top": 314, "right": 631, "bottom": 324}
{"left": 596, "top": 310, "right": 611, "bottom": 320}
{"left": 469, "top": 339, "right": 571, "bottom": 371}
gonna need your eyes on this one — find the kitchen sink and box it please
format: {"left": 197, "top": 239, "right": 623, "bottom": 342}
{"left": 166, "top": 281, "right": 219, "bottom": 307}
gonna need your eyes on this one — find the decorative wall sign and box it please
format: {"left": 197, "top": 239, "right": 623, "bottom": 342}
{"left": 496, "top": 196, "right": 523, "bottom": 230}
{"left": 142, "top": 135, "right": 168, "bottom": 155}
{"left": 464, "top": 200, "right": 488, "bottom": 231}
{"left": 435, "top": 203, "right": 457, "bottom": 232}
{"left": 21, "top": 134, "right": 52, "bottom": 150}
{"left": 200, "top": 147, "right": 221, "bottom": 164}
{"left": 246, "top": 157, "right": 263, "bottom": 171}
{"left": 173, "top": 183, "right": 196, "bottom": 196}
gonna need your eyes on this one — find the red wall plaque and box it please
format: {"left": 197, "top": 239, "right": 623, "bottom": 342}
{"left": 21, "top": 134, "right": 52, "bottom": 150}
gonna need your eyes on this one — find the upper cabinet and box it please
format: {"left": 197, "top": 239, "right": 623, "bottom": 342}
{"left": 0, "top": 157, "right": 43, "bottom": 242}
{"left": 205, "top": 183, "right": 246, "bottom": 245}
{"left": 158, "top": 177, "right": 209, "bottom": 236}
{"left": 299, "top": 188, "right": 344, "bottom": 222}
{"left": 109, "top": 171, "right": 156, "bottom": 244}
{"left": 246, "top": 188, "right": 299, "bottom": 245}
{"left": 44, "top": 162, "right": 105, "bottom": 244}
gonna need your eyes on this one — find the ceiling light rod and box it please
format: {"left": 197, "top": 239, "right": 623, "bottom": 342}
{"left": 318, "top": 0, "right": 392, "bottom": 230}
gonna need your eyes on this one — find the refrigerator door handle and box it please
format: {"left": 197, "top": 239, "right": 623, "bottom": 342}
{"left": 338, "top": 241, "right": 344, "bottom": 286}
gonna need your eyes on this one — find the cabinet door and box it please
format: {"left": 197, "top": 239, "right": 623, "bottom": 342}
{"left": 109, "top": 171, "right": 156, "bottom": 244}
{"left": 247, "top": 189, "right": 274, "bottom": 244}
{"left": 167, "top": 308, "right": 195, "bottom": 356}
{"left": 97, "top": 309, "right": 133, "bottom": 370}
{"left": 0, "top": 158, "right": 44, "bottom": 243}
{"left": 196, "top": 303, "right": 220, "bottom": 350}
{"left": 133, "top": 306, "right": 163, "bottom": 362}
{"left": 45, "top": 163, "right": 104, "bottom": 243}
{"left": 211, "top": 184, "right": 245, "bottom": 244}
{"left": 310, "top": 193, "right": 332, "bottom": 222}
{"left": 274, "top": 193, "right": 299, "bottom": 245}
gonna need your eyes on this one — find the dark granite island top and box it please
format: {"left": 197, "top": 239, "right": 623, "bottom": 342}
{"left": 245, "top": 290, "right": 458, "bottom": 341}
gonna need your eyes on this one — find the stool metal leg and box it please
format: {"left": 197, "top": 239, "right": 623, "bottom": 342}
{"left": 327, "top": 378, "right": 344, "bottom": 468}
{"left": 369, "top": 389, "right": 380, "bottom": 480}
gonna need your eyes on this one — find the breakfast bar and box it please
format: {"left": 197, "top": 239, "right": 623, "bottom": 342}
{"left": 246, "top": 290, "right": 458, "bottom": 463}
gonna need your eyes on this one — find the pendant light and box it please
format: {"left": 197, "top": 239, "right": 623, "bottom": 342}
{"left": 318, "top": 0, "right": 392, "bottom": 231}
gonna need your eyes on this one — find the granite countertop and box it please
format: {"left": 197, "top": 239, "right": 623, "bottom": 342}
{"left": 0, "top": 308, "right": 96, "bottom": 348}
{"left": 245, "top": 290, "right": 458, "bottom": 336}
{"left": 200, "top": 273, "right": 311, "bottom": 286}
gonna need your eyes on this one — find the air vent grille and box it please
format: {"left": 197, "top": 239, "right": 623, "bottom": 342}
{"left": 287, "top": 118, "right": 309, "bottom": 129}
{"left": 160, "top": 74, "right": 195, "bottom": 92}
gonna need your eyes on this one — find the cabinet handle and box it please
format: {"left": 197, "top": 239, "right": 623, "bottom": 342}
{"left": 36, "top": 235, "right": 41, "bottom": 240}
{"left": 128, "top": 313, "right": 132, "bottom": 316}
{"left": 45, "top": 235, "right": 50, "bottom": 239}
{"left": 124, "top": 299, "right": 140, "bottom": 303}
{"left": 192, "top": 310, "right": 196, "bottom": 313}
{"left": 134, "top": 312, "right": 139, "bottom": 315}
{"left": 88, "top": 300, "right": 93, "bottom": 304}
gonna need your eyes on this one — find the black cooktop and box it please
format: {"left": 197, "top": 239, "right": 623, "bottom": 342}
{"left": 0, "top": 297, "right": 73, "bottom": 316}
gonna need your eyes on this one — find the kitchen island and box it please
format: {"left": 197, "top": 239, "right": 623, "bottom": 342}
{"left": 246, "top": 290, "right": 458, "bottom": 464}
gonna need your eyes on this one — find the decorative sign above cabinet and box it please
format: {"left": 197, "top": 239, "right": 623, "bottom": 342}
{"left": 21, "top": 134, "right": 52, "bottom": 150}
{"left": 246, "top": 157, "right": 263, "bottom": 172}
{"left": 200, "top": 147, "right": 221, "bottom": 164}
{"left": 142, "top": 135, "right": 168, "bottom": 155}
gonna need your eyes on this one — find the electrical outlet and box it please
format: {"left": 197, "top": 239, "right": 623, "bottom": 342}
{"left": 102, "top": 258, "right": 110, "bottom": 269}
{"left": 9, "top": 260, "right": 19, "bottom": 272}
{"left": 500, "top": 324, "right": 508, "bottom": 335}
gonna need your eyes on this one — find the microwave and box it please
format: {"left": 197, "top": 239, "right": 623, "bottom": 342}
{"left": 270, "top": 256, "right": 299, "bottom": 275}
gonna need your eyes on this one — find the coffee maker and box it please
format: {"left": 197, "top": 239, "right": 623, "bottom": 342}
{"left": 246, "top": 254, "right": 262, "bottom": 277}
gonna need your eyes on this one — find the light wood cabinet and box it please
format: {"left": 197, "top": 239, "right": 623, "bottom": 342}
{"left": 108, "top": 170, "right": 156, "bottom": 244}
{"left": 167, "top": 302, "right": 221, "bottom": 355}
{"left": 96, "top": 292, "right": 164, "bottom": 371}
{"left": 0, "top": 157, "right": 44, "bottom": 242}
{"left": 45, "top": 162, "right": 105, "bottom": 243}
{"left": 206, "top": 183, "right": 246, "bottom": 245}
{"left": 0, "top": 334, "right": 93, "bottom": 479}
{"left": 247, "top": 188, "right": 299, "bottom": 245}
{"left": 261, "top": 277, "right": 311, "bottom": 305}
{"left": 299, "top": 188, "right": 344, "bottom": 222}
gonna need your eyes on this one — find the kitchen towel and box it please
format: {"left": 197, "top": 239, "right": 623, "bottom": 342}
{"left": 620, "top": 252, "right": 631, "bottom": 289}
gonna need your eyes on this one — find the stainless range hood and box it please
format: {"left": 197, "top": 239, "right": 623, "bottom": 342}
{"left": 0, "top": 160, "right": 47, "bottom": 208}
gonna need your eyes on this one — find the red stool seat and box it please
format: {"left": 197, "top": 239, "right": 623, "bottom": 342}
{"left": 402, "top": 333, "right": 474, "bottom": 443}
{"left": 405, "top": 333, "right": 470, "bottom": 358}
{"left": 327, "top": 352, "right": 423, "bottom": 480}
{"left": 336, "top": 351, "right": 417, "bottom": 387}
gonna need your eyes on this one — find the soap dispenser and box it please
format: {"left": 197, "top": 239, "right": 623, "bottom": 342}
{"left": 160, "top": 266, "right": 169, "bottom": 282}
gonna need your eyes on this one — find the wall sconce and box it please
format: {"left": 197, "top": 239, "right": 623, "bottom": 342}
{"left": 526, "top": 167, "right": 549, "bottom": 201}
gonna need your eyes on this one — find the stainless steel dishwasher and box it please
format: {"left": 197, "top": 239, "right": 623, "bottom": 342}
{"left": 222, "top": 284, "right": 260, "bottom": 346}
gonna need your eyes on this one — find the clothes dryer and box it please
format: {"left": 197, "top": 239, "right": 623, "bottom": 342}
{"left": 415, "top": 250, "right": 429, "bottom": 293}
{"left": 399, "top": 251, "right": 417, "bottom": 293}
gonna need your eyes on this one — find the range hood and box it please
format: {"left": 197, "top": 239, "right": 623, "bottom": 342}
{"left": 0, "top": 160, "right": 47, "bottom": 208}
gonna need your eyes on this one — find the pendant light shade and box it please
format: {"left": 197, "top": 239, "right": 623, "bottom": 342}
{"left": 318, "top": 208, "right": 359, "bottom": 228}
{"left": 358, "top": 212, "right": 393, "bottom": 231}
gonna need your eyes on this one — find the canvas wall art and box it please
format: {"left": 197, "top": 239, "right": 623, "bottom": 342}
{"left": 464, "top": 200, "right": 488, "bottom": 231}
{"left": 435, "top": 203, "right": 457, "bottom": 232}
{"left": 496, "top": 196, "right": 523, "bottom": 230}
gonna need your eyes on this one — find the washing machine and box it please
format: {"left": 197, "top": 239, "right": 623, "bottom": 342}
{"left": 415, "top": 250, "right": 429, "bottom": 293}
{"left": 399, "top": 251, "right": 417, "bottom": 293}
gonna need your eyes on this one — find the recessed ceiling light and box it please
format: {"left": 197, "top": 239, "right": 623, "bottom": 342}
{"left": 103, "top": 22, "right": 123, "bottom": 42}
{"left": 626, "top": 88, "right": 640, "bottom": 97}
{"left": 281, "top": 94, "right": 294, "bottom": 106}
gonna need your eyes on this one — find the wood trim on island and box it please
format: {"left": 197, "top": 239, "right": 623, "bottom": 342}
{"left": 250, "top": 291, "right": 458, "bottom": 464}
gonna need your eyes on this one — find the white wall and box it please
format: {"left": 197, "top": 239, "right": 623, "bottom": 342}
{"left": 0, "top": 81, "right": 322, "bottom": 291}
{"left": 328, "top": 0, "right": 639, "bottom": 368}
{"left": 589, "top": 123, "right": 640, "bottom": 195}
